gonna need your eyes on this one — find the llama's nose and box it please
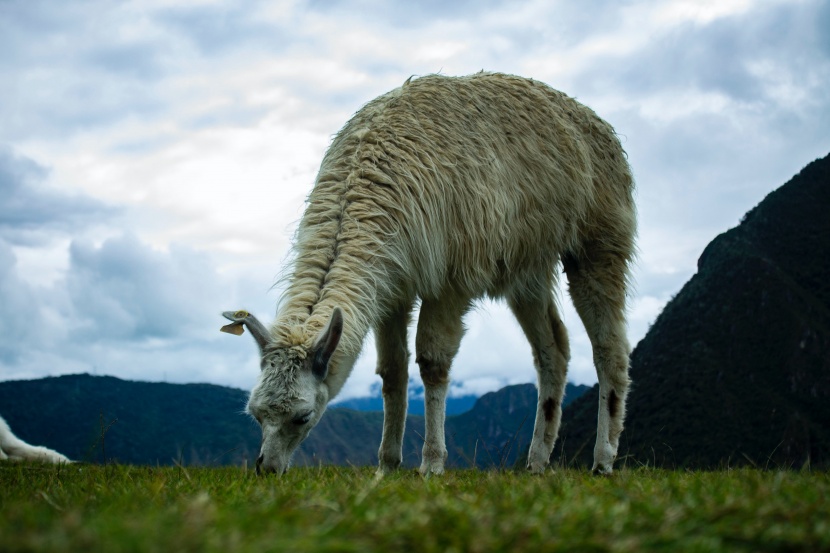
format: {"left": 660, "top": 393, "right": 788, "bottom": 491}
{"left": 255, "top": 454, "right": 288, "bottom": 476}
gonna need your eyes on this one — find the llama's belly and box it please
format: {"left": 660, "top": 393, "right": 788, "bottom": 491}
{"left": 405, "top": 219, "right": 573, "bottom": 302}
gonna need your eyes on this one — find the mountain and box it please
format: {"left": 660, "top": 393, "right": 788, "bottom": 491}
{"left": 0, "top": 373, "right": 588, "bottom": 468}
{"left": 558, "top": 153, "right": 830, "bottom": 469}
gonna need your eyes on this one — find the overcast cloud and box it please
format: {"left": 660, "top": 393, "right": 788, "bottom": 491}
{"left": 1, "top": 0, "right": 828, "bottom": 401}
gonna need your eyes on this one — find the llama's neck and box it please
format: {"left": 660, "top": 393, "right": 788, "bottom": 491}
{"left": 273, "top": 170, "right": 399, "bottom": 400}
{"left": 274, "top": 262, "right": 381, "bottom": 401}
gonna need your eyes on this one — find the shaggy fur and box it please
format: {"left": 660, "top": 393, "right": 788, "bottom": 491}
{"left": 230, "top": 72, "right": 636, "bottom": 475}
{"left": 0, "top": 415, "right": 71, "bottom": 464}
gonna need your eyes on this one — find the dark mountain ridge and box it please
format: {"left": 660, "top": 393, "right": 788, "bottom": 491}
{"left": 558, "top": 153, "right": 830, "bottom": 469}
{"left": 0, "top": 373, "right": 588, "bottom": 468}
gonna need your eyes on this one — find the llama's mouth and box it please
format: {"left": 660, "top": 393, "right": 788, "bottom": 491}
{"left": 255, "top": 454, "right": 266, "bottom": 475}
{"left": 255, "top": 454, "right": 287, "bottom": 476}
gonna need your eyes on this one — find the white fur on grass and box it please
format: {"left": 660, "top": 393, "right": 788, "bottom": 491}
{"left": 0, "top": 415, "right": 71, "bottom": 464}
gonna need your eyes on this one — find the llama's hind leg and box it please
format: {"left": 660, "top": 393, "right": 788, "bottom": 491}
{"left": 564, "top": 249, "right": 632, "bottom": 474}
{"left": 375, "top": 302, "right": 413, "bottom": 475}
{"left": 415, "top": 294, "right": 470, "bottom": 475}
{"left": 508, "top": 293, "right": 570, "bottom": 474}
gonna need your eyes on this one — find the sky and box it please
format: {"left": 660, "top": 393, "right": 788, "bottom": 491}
{"left": 1, "top": 0, "right": 829, "bottom": 402}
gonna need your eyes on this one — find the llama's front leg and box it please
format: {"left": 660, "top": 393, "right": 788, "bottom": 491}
{"left": 415, "top": 295, "right": 469, "bottom": 475}
{"left": 509, "top": 295, "right": 570, "bottom": 474}
{"left": 417, "top": 357, "right": 450, "bottom": 475}
{"left": 375, "top": 304, "right": 412, "bottom": 475}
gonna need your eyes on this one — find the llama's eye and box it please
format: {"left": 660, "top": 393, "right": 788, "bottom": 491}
{"left": 292, "top": 412, "right": 312, "bottom": 425}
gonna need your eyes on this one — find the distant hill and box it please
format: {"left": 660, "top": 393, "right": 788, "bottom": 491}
{"left": 0, "top": 374, "right": 260, "bottom": 466}
{"left": 0, "top": 373, "right": 588, "bottom": 468}
{"left": 558, "top": 153, "right": 830, "bottom": 469}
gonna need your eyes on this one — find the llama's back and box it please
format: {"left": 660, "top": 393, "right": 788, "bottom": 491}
{"left": 299, "top": 73, "right": 635, "bottom": 310}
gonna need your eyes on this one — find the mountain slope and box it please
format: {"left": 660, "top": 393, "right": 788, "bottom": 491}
{"left": 558, "top": 153, "right": 830, "bottom": 469}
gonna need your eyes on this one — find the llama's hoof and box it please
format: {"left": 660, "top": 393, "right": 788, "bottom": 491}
{"left": 419, "top": 445, "right": 447, "bottom": 476}
{"left": 526, "top": 461, "right": 548, "bottom": 475}
{"left": 418, "top": 460, "right": 446, "bottom": 476}
{"left": 592, "top": 443, "right": 616, "bottom": 475}
{"left": 376, "top": 463, "right": 399, "bottom": 477}
{"left": 526, "top": 447, "right": 551, "bottom": 474}
{"left": 376, "top": 456, "right": 401, "bottom": 475}
{"left": 418, "top": 465, "right": 445, "bottom": 477}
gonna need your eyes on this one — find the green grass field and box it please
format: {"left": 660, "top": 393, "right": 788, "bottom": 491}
{"left": 1, "top": 462, "right": 828, "bottom": 552}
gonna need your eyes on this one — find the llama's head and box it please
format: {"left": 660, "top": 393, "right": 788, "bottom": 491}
{"left": 221, "top": 308, "right": 343, "bottom": 475}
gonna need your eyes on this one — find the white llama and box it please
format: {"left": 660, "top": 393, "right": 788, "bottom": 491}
{"left": 222, "top": 72, "right": 636, "bottom": 476}
{"left": 0, "top": 414, "right": 71, "bottom": 464}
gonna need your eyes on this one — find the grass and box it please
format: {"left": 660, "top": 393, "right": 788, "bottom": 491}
{"left": 1, "top": 463, "right": 829, "bottom": 552}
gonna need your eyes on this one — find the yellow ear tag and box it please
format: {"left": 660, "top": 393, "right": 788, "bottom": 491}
{"left": 220, "top": 323, "right": 245, "bottom": 335}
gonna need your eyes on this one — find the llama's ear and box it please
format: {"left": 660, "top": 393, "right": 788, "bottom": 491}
{"left": 311, "top": 308, "right": 343, "bottom": 381}
{"left": 221, "top": 310, "right": 270, "bottom": 352}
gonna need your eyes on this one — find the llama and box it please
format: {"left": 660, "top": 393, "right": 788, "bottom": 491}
{"left": 0, "top": 414, "right": 71, "bottom": 464}
{"left": 222, "top": 72, "right": 636, "bottom": 476}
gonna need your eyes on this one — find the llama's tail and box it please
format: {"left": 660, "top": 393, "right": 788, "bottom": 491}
{"left": 0, "top": 414, "right": 72, "bottom": 464}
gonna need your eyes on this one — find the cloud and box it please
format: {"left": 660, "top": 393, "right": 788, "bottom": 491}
{"left": 0, "top": 2, "right": 169, "bottom": 141}
{"left": 577, "top": 1, "right": 829, "bottom": 105}
{"left": 84, "top": 39, "right": 169, "bottom": 81}
{"left": 1, "top": 0, "right": 829, "bottom": 402}
{"left": 307, "top": 0, "right": 504, "bottom": 27}
{"left": 0, "top": 242, "right": 48, "bottom": 363}
{"left": 0, "top": 226, "right": 271, "bottom": 389}
{"left": 155, "top": 1, "right": 289, "bottom": 56}
{"left": 0, "top": 147, "right": 114, "bottom": 245}
{"left": 66, "top": 234, "right": 223, "bottom": 341}
{"left": 0, "top": 146, "right": 274, "bottom": 390}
